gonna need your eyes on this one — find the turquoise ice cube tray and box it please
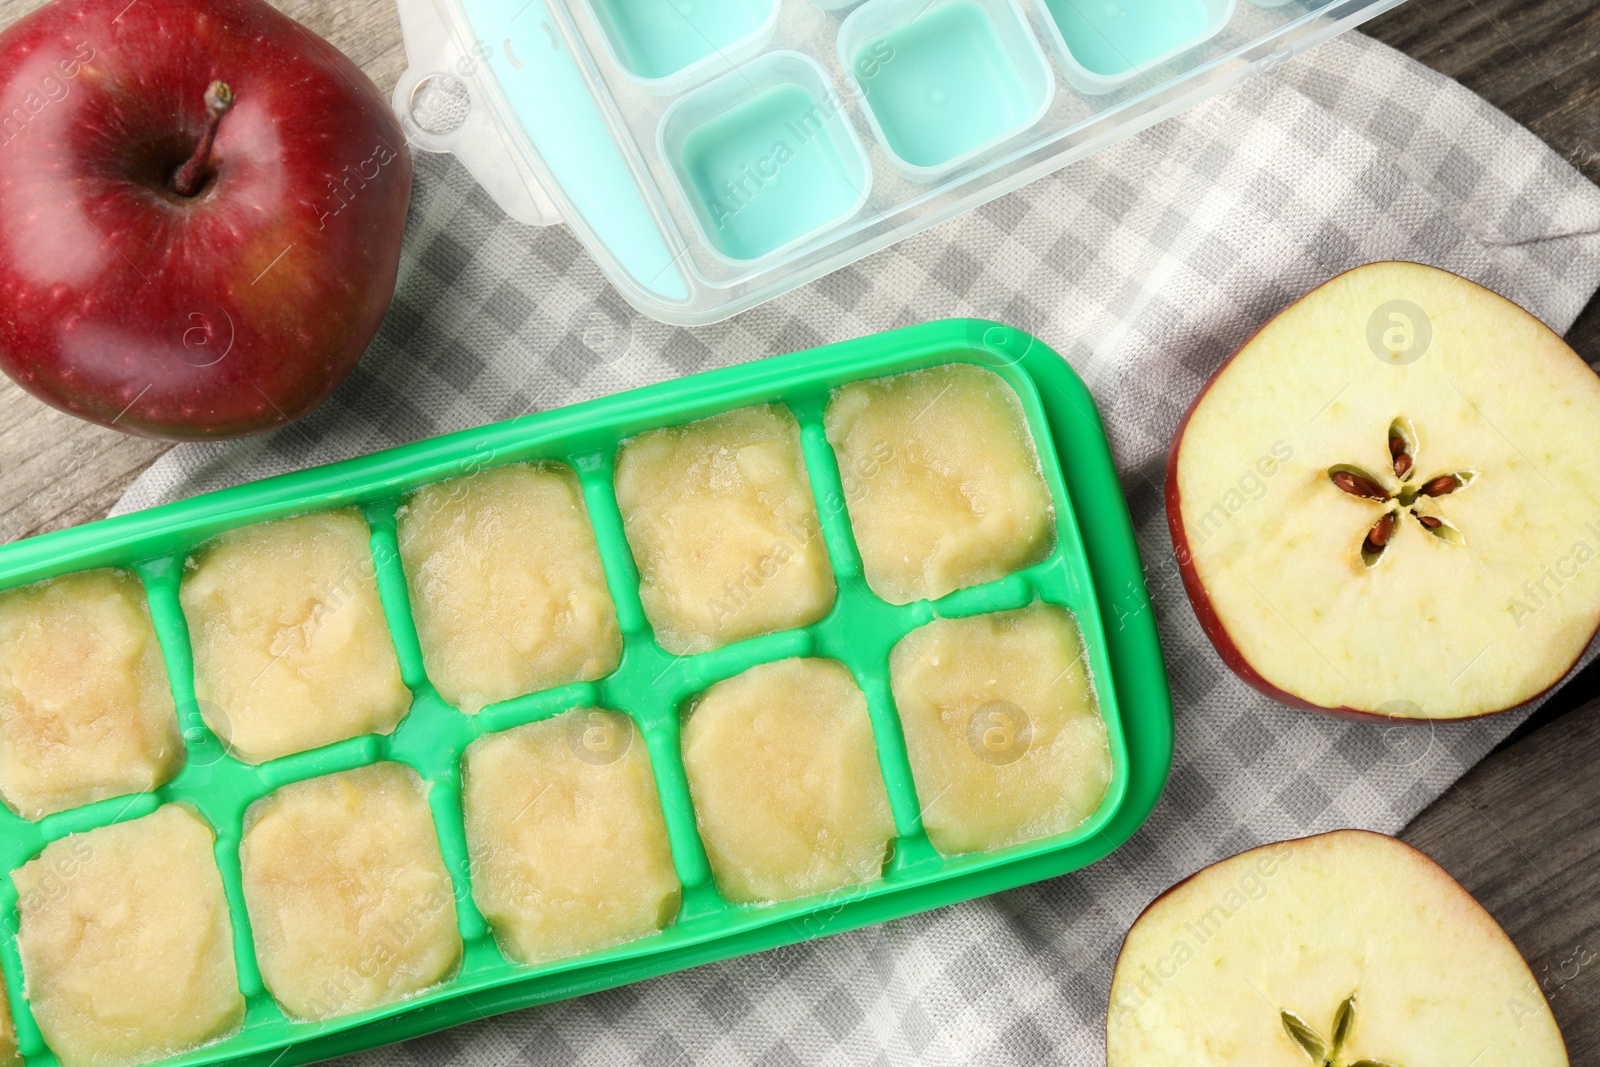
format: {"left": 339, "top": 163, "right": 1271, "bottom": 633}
{"left": 389, "top": 0, "right": 1409, "bottom": 324}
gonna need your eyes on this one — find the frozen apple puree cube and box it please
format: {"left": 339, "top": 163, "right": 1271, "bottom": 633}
{"left": 826, "top": 363, "right": 1055, "bottom": 604}
{"left": 890, "top": 604, "right": 1111, "bottom": 856}
{"left": 240, "top": 763, "right": 461, "bottom": 1021}
{"left": 12, "top": 805, "right": 244, "bottom": 1067}
{"left": 463, "top": 709, "right": 680, "bottom": 964}
{"left": 0, "top": 569, "right": 182, "bottom": 819}
{"left": 682, "top": 658, "right": 895, "bottom": 903}
{"left": 0, "top": 961, "right": 18, "bottom": 1067}
{"left": 615, "top": 404, "right": 835, "bottom": 654}
{"left": 398, "top": 464, "right": 622, "bottom": 713}
{"left": 181, "top": 508, "right": 411, "bottom": 763}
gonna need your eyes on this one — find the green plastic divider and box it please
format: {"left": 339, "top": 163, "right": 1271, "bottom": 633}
{"left": 0, "top": 320, "right": 1173, "bottom": 1067}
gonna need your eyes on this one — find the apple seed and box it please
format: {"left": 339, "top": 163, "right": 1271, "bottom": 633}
{"left": 1330, "top": 469, "right": 1390, "bottom": 502}
{"left": 1419, "top": 474, "right": 1459, "bottom": 497}
{"left": 1333, "top": 421, "right": 1473, "bottom": 563}
{"left": 1362, "top": 510, "right": 1398, "bottom": 562}
{"left": 1280, "top": 1010, "right": 1326, "bottom": 1062}
{"left": 1415, "top": 513, "right": 1467, "bottom": 546}
{"left": 1280, "top": 992, "right": 1401, "bottom": 1067}
{"left": 1389, "top": 437, "right": 1413, "bottom": 479}
{"left": 1331, "top": 994, "right": 1356, "bottom": 1052}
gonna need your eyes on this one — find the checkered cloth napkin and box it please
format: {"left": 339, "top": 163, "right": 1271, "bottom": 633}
{"left": 113, "top": 30, "right": 1600, "bottom": 1067}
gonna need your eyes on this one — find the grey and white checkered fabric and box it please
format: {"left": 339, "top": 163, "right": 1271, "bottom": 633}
{"left": 113, "top": 31, "right": 1600, "bottom": 1067}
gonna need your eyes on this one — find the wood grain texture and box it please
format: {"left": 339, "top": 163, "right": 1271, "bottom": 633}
{"left": 1401, "top": 701, "right": 1600, "bottom": 1062}
{"left": 1367, "top": 0, "right": 1600, "bottom": 368}
{"left": 1370, "top": 0, "right": 1600, "bottom": 180}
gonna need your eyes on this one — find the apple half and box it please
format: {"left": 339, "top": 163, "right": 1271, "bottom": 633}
{"left": 1167, "top": 262, "right": 1600, "bottom": 719}
{"left": 1107, "top": 829, "right": 1567, "bottom": 1066}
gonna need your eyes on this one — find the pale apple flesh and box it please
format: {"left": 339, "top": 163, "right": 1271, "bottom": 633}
{"left": 1168, "top": 262, "right": 1600, "bottom": 719}
{"left": 1108, "top": 829, "right": 1567, "bottom": 1067}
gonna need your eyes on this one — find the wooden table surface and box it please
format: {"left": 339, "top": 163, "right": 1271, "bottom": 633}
{"left": 0, "top": 0, "right": 1596, "bottom": 1059}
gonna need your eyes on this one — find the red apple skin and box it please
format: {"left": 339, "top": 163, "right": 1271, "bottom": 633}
{"left": 1164, "top": 262, "right": 1599, "bottom": 723}
{"left": 0, "top": 0, "right": 412, "bottom": 439}
{"left": 1105, "top": 829, "right": 1570, "bottom": 1066}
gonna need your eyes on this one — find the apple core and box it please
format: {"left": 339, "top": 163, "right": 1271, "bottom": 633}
{"left": 1168, "top": 262, "right": 1600, "bottom": 720}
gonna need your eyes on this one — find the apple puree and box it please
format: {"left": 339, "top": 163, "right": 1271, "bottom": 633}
{"left": 825, "top": 363, "right": 1055, "bottom": 605}
{"left": 890, "top": 604, "right": 1110, "bottom": 856}
{"left": 12, "top": 805, "right": 244, "bottom": 1067}
{"left": 398, "top": 464, "right": 622, "bottom": 713}
{"left": 0, "top": 569, "right": 182, "bottom": 819}
{"left": 181, "top": 509, "right": 411, "bottom": 764}
{"left": 615, "top": 405, "right": 834, "bottom": 654}
{"left": 682, "top": 658, "right": 895, "bottom": 903}
{"left": 0, "top": 960, "right": 17, "bottom": 1067}
{"left": 463, "top": 709, "right": 680, "bottom": 964}
{"left": 240, "top": 763, "right": 461, "bottom": 1021}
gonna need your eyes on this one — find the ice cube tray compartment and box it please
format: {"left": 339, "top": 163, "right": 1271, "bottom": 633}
{"left": 0, "top": 322, "right": 1172, "bottom": 1067}
{"left": 582, "top": 0, "right": 780, "bottom": 91}
{"left": 660, "top": 52, "right": 872, "bottom": 262}
{"left": 403, "top": 0, "right": 1405, "bottom": 322}
{"left": 1040, "top": 0, "right": 1236, "bottom": 94}
{"left": 838, "top": 0, "right": 1054, "bottom": 180}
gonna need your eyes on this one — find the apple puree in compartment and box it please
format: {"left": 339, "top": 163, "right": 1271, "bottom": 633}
{"left": 463, "top": 709, "right": 680, "bottom": 964}
{"left": 181, "top": 508, "right": 411, "bottom": 764}
{"left": 0, "top": 959, "right": 17, "bottom": 1067}
{"left": 240, "top": 763, "right": 461, "bottom": 1021}
{"left": 681, "top": 658, "right": 895, "bottom": 903}
{"left": 826, "top": 363, "right": 1055, "bottom": 605}
{"left": 398, "top": 464, "right": 622, "bottom": 713}
{"left": 0, "top": 569, "right": 182, "bottom": 819}
{"left": 615, "top": 404, "right": 835, "bottom": 654}
{"left": 890, "top": 604, "right": 1110, "bottom": 856}
{"left": 12, "top": 804, "right": 244, "bottom": 1067}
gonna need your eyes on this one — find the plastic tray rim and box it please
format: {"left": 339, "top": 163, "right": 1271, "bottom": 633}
{"left": 0, "top": 319, "right": 1174, "bottom": 1067}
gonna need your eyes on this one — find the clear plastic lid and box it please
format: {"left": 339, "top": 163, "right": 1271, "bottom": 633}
{"left": 391, "top": 0, "right": 1406, "bottom": 325}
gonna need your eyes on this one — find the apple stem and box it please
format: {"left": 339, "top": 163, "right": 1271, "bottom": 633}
{"left": 170, "top": 81, "right": 234, "bottom": 198}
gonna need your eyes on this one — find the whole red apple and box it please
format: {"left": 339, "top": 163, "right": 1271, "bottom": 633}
{"left": 0, "top": 0, "right": 412, "bottom": 439}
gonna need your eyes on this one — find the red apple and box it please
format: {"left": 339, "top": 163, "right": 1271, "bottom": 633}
{"left": 0, "top": 0, "right": 411, "bottom": 439}
{"left": 1167, "top": 262, "right": 1600, "bottom": 720}
{"left": 1107, "top": 830, "right": 1568, "bottom": 1066}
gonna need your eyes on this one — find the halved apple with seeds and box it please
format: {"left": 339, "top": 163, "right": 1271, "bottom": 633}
{"left": 1168, "top": 261, "right": 1600, "bottom": 720}
{"left": 1107, "top": 830, "right": 1568, "bottom": 1066}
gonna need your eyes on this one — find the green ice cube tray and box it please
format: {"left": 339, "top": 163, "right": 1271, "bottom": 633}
{"left": 0, "top": 319, "right": 1172, "bottom": 1067}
